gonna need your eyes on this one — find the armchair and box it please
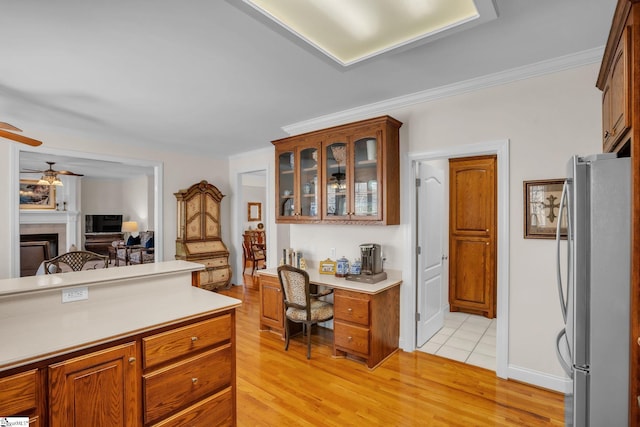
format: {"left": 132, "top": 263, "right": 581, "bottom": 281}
{"left": 129, "top": 231, "right": 154, "bottom": 265}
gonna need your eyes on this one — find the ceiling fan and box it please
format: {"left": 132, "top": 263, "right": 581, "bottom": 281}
{"left": 21, "top": 161, "right": 84, "bottom": 186}
{"left": 0, "top": 122, "right": 43, "bottom": 147}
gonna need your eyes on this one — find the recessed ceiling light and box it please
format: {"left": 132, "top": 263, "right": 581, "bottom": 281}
{"left": 243, "top": 0, "right": 498, "bottom": 66}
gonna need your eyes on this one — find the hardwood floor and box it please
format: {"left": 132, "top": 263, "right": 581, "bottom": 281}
{"left": 219, "top": 277, "right": 564, "bottom": 426}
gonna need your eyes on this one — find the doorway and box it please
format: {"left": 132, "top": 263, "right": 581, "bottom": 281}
{"left": 407, "top": 140, "right": 509, "bottom": 378}
{"left": 236, "top": 169, "right": 267, "bottom": 287}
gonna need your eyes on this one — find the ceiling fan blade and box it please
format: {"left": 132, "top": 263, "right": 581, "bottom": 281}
{"left": 20, "top": 168, "right": 45, "bottom": 173}
{"left": 57, "top": 170, "right": 84, "bottom": 177}
{"left": 0, "top": 129, "right": 42, "bottom": 146}
{"left": 0, "top": 122, "right": 22, "bottom": 132}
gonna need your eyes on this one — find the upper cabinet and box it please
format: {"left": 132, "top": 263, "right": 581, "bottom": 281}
{"left": 597, "top": 8, "right": 633, "bottom": 153}
{"left": 273, "top": 116, "right": 402, "bottom": 225}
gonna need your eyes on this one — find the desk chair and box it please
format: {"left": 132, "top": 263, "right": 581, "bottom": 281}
{"left": 242, "top": 234, "right": 266, "bottom": 275}
{"left": 44, "top": 250, "right": 109, "bottom": 274}
{"left": 277, "top": 265, "right": 333, "bottom": 359}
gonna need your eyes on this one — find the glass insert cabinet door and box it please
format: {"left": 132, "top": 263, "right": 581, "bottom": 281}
{"left": 277, "top": 150, "right": 295, "bottom": 217}
{"left": 298, "top": 146, "right": 319, "bottom": 218}
{"left": 352, "top": 136, "right": 381, "bottom": 219}
{"left": 325, "top": 141, "right": 348, "bottom": 217}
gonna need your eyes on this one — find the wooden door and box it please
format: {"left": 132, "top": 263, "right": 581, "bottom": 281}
{"left": 449, "top": 155, "right": 497, "bottom": 318}
{"left": 49, "top": 342, "right": 138, "bottom": 427}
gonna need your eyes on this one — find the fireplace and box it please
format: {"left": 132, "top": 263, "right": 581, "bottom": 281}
{"left": 21, "top": 233, "right": 59, "bottom": 258}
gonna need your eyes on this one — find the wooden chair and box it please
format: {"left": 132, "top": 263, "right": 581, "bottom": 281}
{"left": 44, "top": 250, "right": 108, "bottom": 274}
{"left": 243, "top": 232, "right": 266, "bottom": 275}
{"left": 277, "top": 265, "right": 333, "bottom": 359}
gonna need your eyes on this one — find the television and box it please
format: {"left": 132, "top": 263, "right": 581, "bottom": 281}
{"left": 85, "top": 215, "right": 123, "bottom": 233}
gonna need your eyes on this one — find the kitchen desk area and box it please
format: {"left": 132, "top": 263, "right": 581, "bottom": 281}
{"left": 257, "top": 268, "right": 402, "bottom": 369}
{"left": 0, "top": 260, "right": 241, "bottom": 426}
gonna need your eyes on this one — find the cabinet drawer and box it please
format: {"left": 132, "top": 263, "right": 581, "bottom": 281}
{"left": 334, "top": 321, "right": 369, "bottom": 355}
{"left": 0, "top": 369, "right": 38, "bottom": 415}
{"left": 144, "top": 344, "right": 232, "bottom": 424}
{"left": 200, "top": 257, "right": 227, "bottom": 269}
{"left": 200, "top": 267, "right": 229, "bottom": 285}
{"left": 143, "top": 314, "right": 231, "bottom": 368}
{"left": 151, "top": 387, "right": 233, "bottom": 427}
{"left": 334, "top": 294, "right": 369, "bottom": 326}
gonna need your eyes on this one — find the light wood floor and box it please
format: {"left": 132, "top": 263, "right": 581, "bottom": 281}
{"left": 219, "top": 276, "right": 564, "bottom": 426}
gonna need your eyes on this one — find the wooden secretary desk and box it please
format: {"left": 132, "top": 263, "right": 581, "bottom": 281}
{"left": 175, "top": 180, "right": 232, "bottom": 291}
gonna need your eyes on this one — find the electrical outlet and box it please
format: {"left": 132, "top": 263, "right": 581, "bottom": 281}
{"left": 62, "top": 286, "right": 89, "bottom": 303}
{"left": 330, "top": 247, "right": 336, "bottom": 259}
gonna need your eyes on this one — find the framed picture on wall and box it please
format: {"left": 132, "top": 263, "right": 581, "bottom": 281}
{"left": 19, "top": 179, "right": 56, "bottom": 210}
{"left": 523, "top": 179, "right": 567, "bottom": 239}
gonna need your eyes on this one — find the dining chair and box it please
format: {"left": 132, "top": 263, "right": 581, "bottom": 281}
{"left": 44, "top": 250, "right": 109, "bottom": 274}
{"left": 277, "top": 265, "right": 333, "bottom": 359}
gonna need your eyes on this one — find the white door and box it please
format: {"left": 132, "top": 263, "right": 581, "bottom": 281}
{"left": 416, "top": 161, "right": 446, "bottom": 347}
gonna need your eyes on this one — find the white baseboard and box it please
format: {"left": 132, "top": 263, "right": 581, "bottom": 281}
{"left": 508, "top": 364, "right": 571, "bottom": 394}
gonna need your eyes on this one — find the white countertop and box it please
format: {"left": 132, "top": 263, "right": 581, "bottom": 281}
{"left": 0, "top": 260, "right": 203, "bottom": 297}
{"left": 0, "top": 261, "right": 241, "bottom": 372}
{"left": 257, "top": 267, "right": 402, "bottom": 294}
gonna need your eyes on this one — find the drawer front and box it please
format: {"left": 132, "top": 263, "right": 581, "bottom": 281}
{"left": 144, "top": 344, "right": 232, "bottom": 424}
{"left": 200, "top": 257, "right": 227, "bottom": 269}
{"left": 143, "top": 314, "right": 231, "bottom": 368}
{"left": 334, "top": 293, "right": 370, "bottom": 326}
{"left": 200, "top": 267, "right": 230, "bottom": 285}
{"left": 151, "top": 387, "right": 233, "bottom": 427}
{"left": 0, "top": 369, "right": 38, "bottom": 415}
{"left": 334, "top": 321, "right": 369, "bottom": 356}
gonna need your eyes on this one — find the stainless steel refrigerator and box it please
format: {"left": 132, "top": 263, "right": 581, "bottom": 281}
{"left": 555, "top": 153, "right": 630, "bottom": 426}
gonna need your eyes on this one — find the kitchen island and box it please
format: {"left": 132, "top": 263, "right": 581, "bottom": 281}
{"left": 0, "top": 260, "right": 241, "bottom": 426}
{"left": 257, "top": 267, "right": 402, "bottom": 369}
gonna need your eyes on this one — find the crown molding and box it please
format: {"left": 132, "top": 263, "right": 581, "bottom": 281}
{"left": 282, "top": 47, "right": 604, "bottom": 136}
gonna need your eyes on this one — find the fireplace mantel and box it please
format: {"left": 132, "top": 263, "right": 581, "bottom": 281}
{"left": 20, "top": 210, "right": 80, "bottom": 252}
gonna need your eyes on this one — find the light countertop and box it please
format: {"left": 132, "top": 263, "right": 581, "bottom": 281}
{"left": 257, "top": 267, "right": 402, "bottom": 294}
{"left": 0, "top": 261, "right": 241, "bottom": 372}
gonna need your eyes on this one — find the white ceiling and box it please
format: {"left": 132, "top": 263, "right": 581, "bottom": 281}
{"left": 1, "top": 0, "right": 616, "bottom": 172}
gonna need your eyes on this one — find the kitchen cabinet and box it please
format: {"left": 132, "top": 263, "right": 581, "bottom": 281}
{"left": 601, "top": 26, "right": 631, "bottom": 153}
{"left": 142, "top": 315, "right": 234, "bottom": 426}
{"left": 448, "top": 156, "right": 496, "bottom": 319}
{"left": 272, "top": 115, "right": 402, "bottom": 225}
{"left": 333, "top": 287, "right": 400, "bottom": 369}
{"left": 48, "top": 342, "right": 138, "bottom": 427}
{"left": 275, "top": 139, "right": 321, "bottom": 222}
{"left": 596, "top": 1, "right": 640, "bottom": 423}
{"left": 175, "top": 181, "right": 232, "bottom": 291}
{"left": 0, "top": 369, "right": 43, "bottom": 426}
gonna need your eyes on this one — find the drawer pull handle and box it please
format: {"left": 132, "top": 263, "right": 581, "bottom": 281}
{"left": 192, "top": 377, "right": 198, "bottom": 384}
{"left": 128, "top": 357, "right": 136, "bottom": 364}
{"left": 191, "top": 336, "right": 198, "bottom": 342}
{"left": 348, "top": 336, "right": 353, "bottom": 341}
{"left": 347, "top": 308, "right": 353, "bottom": 313}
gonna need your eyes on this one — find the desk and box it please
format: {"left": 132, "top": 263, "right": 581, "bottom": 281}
{"left": 257, "top": 268, "right": 402, "bottom": 369}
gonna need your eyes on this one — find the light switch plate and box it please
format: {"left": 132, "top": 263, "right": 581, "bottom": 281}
{"left": 62, "top": 286, "right": 89, "bottom": 303}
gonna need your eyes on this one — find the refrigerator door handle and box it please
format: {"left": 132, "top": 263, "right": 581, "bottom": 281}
{"left": 556, "top": 180, "right": 569, "bottom": 322}
{"left": 556, "top": 328, "right": 573, "bottom": 379}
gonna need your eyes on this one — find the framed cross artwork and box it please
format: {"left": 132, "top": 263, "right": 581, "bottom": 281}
{"left": 523, "top": 179, "right": 568, "bottom": 239}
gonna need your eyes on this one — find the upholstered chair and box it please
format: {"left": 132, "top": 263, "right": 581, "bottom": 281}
{"left": 129, "top": 231, "right": 154, "bottom": 265}
{"left": 277, "top": 265, "right": 333, "bottom": 359}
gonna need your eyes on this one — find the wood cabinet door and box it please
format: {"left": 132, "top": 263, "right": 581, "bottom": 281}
{"left": 449, "top": 155, "right": 497, "bottom": 318}
{"left": 604, "top": 26, "right": 631, "bottom": 152}
{"left": 259, "top": 276, "right": 283, "bottom": 330}
{"left": 48, "top": 342, "right": 138, "bottom": 427}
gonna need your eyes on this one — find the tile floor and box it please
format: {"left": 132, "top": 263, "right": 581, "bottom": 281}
{"left": 417, "top": 311, "right": 496, "bottom": 371}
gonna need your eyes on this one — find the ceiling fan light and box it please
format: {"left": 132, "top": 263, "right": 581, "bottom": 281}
{"left": 37, "top": 177, "right": 50, "bottom": 186}
{"left": 52, "top": 178, "right": 63, "bottom": 186}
